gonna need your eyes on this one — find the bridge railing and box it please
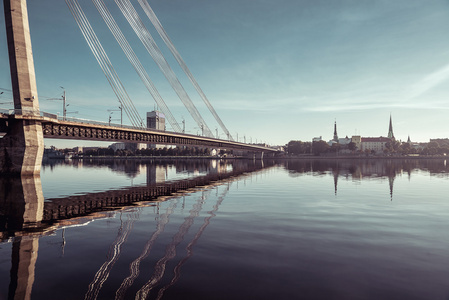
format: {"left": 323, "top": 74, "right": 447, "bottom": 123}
{"left": 0, "top": 108, "right": 55, "bottom": 117}
{"left": 0, "top": 108, "right": 42, "bottom": 116}
{"left": 0, "top": 108, "right": 151, "bottom": 131}
{"left": 0, "top": 108, "right": 226, "bottom": 140}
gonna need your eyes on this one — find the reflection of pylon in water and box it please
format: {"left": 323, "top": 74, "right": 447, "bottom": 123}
{"left": 156, "top": 183, "right": 231, "bottom": 300}
{"left": 115, "top": 200, "right": 178, "bottom": 300}
{"left": 85, "top": 209, "right": 140, "bottom": 300}
{"left": 135, "top": 190, "right": 211, "bottom": 300}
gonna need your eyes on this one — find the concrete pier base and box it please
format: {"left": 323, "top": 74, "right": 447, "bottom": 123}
{"left": 0, "top": 119, "right": 43, "bottom": 176}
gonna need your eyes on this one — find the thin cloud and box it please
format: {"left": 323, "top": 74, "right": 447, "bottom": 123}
{"left": 407, "top": 63, "right": 449, "bottom": 99}
{"left": 305, "top": 100, "right": 449, "bottom": 112}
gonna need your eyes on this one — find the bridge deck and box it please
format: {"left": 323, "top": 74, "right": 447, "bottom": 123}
{"left": 0, "top": 111, "right": 276, "bottom": 152}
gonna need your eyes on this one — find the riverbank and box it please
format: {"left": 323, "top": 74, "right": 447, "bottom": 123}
{"left": 57, "top": 155, "right": 449, "bottom": 161}
{"left": 279, "top": 154, "right": 448, "bottom": 160}
{"left": 69, "top": 155, "right": 236, "bottom": 160}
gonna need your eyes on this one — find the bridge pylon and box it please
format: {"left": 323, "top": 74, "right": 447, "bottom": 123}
{"left": 1, "top": 0, "right": 43, "bottom": 176}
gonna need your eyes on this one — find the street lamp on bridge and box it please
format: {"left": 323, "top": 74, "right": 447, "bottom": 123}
{"left": 47, "top": 87, "right": 68, "bottom": 120}
{"left": 107, "top": 106, "right": 123, "bottom": 126}
{"left": 172, "top": 118, "right": 185, "bottom": 133}
{"left": 108, "top": 111, "right": 120, "bottom": 125}
{"left": 194, "top": 124, "right": 204, "bottom": 136}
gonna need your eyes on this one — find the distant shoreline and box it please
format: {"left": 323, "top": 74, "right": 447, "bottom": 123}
{"left": 68, "top": 155, "right": 235, "bottom": 160}
{"left": 279, "top": 155, "right": 447, "bottom": 160}
{"left": 46, "top": 155, "right": 449, "bottom": 160}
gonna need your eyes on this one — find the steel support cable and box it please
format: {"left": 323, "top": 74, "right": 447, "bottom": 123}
{"left": 92, "top": 0, "right": 182, "bottom": 133}
{"left": 66, "top": 0, "right": 144, "bottom": 128}
{"left": 93, "top": 0, "right": 180, "bottom": 132}
{"left": 72, "top": 0, "right": 144, "bottom": 128}
{"left": 115, "top": 0, "right": 214, "bottom": 137}
{"left": 67, "top": 1, "right": 138, "bottom": 127}
{"left": 138, "top": 0, "right": 234, "bottom": 141}
{"left": 83, "top": 7, "right": 144, "bottom": 129}
{"left": 67, "top": 0, "right": 142, "bottom": 128}
{"left": 67, "top": 0, "right": 136, "bottom": 127}
{"left": 116, "top": 0, "right": 207, "bottom": 133}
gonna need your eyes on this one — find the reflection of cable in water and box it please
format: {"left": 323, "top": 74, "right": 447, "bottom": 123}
{"left": 115, "top": 200, "right": 178, "bottom": 300}
{"left": 156, "top": 183, "right": 231, "bottom": 300}
{"left": 135, "top": 190, "right": 210, "bottom": 300}
{"left": 61, "top": 228, "right": 66, "bottom": 257}
{"left": 84, "top": 209, "right": 140, "bottom": 300}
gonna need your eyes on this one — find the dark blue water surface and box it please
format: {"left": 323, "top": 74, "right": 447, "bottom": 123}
{"left": 1, "top": 158, "right": 449, "bottom": 300}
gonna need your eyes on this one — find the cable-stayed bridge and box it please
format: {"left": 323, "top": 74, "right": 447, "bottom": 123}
{"left": 0, "top": 0, "right": 278, "bottom": 175}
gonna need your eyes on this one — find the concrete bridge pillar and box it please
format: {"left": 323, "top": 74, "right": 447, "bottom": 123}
{"left": 1, "top": 0, "right": 43, "bottom": 176}
{"left": 244, "top": 151, "right": 264, "bottom": 159}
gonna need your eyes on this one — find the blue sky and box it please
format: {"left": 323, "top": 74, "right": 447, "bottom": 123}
{"left": 1, "top": 0, "right": 449, "bottom": 148}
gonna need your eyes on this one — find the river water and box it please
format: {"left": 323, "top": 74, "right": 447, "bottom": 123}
{"left": 1, "top": 158, "right": 449, "bottom": 300}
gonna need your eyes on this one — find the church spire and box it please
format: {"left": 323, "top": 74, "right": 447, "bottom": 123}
{"left": 333, "top": 120, "right": 338, "bottom": 142}
{"left": 387, "top": 114, "right": 395, "bottom": 139}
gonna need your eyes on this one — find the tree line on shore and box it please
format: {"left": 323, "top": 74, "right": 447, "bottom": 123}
{"left": 67, "top": 146, "right": 230, "bottom": 157}
{"left": 286, "top": 139, "right": 449, "bottom": 156}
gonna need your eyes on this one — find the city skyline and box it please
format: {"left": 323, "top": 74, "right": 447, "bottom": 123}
{"left": 1, "top": 0, "right": 449, "bottom": 148}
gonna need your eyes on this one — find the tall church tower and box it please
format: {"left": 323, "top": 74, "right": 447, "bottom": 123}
{"left": 333, "top": 121, "right": 338, "bottom": 142}
{"left": 387, "top": 115, "right": 395, "bottom": 139}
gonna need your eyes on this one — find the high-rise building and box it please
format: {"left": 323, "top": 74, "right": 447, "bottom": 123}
{"left": 147, "top": 111, "right": 165, "bottom": 131}
{"left": 147, "top": 111, "right": 166, "bottom": 149}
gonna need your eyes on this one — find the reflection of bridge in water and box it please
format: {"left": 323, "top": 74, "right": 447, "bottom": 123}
{"left": 1, "top": 159, "right": 274, "bottom": 237}
{"left": 1, "top": 159, "right": 276, "bottom": 300}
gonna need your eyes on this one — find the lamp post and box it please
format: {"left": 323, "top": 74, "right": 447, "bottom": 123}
{"left": 47, "top": 87, "right": 67, "bottom": 120}
{"left": 62, "top": 88, "right": 66, "bottom": 120}
{"left": 195, "top": 124, "right": 204, "bottom": 136}
{"left": 107, "top": 106, "right": 122, "bottom": 126}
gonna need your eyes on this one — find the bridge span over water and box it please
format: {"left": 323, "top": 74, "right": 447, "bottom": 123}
{"left": 0, "top": 110, "right": 276, "bottom": 152}
{"left": 0, "top": 109, "right": 277, "bottom": 175}
{"left": 0, "top": 0, "right": 278, "bottom": 175}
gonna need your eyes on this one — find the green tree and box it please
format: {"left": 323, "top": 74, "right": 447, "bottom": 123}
{"left": 348, "top": 142, "right": 357, "bottom": 151}
{"left": 399, "top": 143, "right": 411, "bottom": 155}
{"left": 312, "top": 141, "right": 329, "bottom": 155}
{"left": 287, "top": 140, "right": 311, "bottom": 155}
{"left": 330, "top": 143, "right": 340, "bottom": 153}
